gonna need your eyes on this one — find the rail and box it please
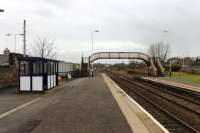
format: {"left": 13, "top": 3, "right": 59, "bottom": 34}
{"left": 106, "top": 71, "right": 200, "bottom": 133}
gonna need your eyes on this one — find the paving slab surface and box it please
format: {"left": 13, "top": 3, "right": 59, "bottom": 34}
{"left": 158, "top": 77, "right": 200, "bottom": 88}
{"left": 0, "top": 75, "right": 132, "bottom": 133}
{"left": 143, "top": 77, "right": 200, "bottom": 92}
{"left": 0, "top": 87, "right": 42, "bottom": 114}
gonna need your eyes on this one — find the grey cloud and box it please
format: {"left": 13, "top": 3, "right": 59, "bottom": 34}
{"left": 0, "top": 0, "right": 200, "bottom": 63}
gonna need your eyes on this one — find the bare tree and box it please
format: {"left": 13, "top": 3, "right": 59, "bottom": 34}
{"left": 148, "top": 42, "right": 170, "bottom": 64}
{"left": 30, "top": 38, "right": 57, "bottom": 59}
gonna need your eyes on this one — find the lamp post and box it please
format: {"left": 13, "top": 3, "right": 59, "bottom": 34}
{"left": 92, "top": 30, "right": 99, "bottom": 54}
{"left": 0, "top": 9, "right": 4, "bottom": 12}
{"left": 162, "top": 30, "right": 172, "bottom": 76}
{"left": 6, "top": 33, "right": 24, "bottom": 53}
{"left": 91, "top": 30, "right": 99, "bottom": 76}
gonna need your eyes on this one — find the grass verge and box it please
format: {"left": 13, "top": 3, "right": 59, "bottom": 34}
{"left": 169, "top": 72, "right": 200, "bottom": 85}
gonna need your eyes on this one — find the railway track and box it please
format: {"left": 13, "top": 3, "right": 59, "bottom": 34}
{"left": 105, "top": 71, "right": 200, "bottom": 133}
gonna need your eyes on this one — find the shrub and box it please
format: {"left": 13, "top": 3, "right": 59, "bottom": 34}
{"left": 164, "top": 64, "right": 182, "bottom": 72}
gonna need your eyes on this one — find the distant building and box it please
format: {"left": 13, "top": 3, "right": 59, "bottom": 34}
{"left": 0, "top": 48, "right": 26, "bottom": 89}
{"left": 169, "top": 57, "right": 195, "bottom": 66}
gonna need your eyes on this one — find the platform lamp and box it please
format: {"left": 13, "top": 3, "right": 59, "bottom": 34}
{"left": 163, "top": 30, "right": 171, "bottom": 76}
{"left": 0, "top": 9, "right": 4, "bottom": 12}
{"left": 92, "top": 30, "right": 99, "bottom": 54}
{"left": 91, "top": 30, "right": 99, "bottom": 76}
{"left": 6, "top": 33, "right": 24, "bottom": 53}
{"left": 91, "top": 30, "right": 99, "bottom": 77}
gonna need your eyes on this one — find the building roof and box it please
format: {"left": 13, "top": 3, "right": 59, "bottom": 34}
{"left": 18, "top": 56, "right": 58, "bottom": 62}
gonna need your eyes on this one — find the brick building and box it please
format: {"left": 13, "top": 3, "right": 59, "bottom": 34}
{"left": 0, "top": 48, "right": 25, "bottom": 89}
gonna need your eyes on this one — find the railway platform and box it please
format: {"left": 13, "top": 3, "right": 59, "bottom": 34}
{"left": 0, "top": 73, "right": 168, "bottom": 133}
{"left": 142, "top": 77, "right": 200, "bottom": 93}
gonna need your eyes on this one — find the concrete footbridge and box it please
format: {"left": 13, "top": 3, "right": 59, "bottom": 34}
{"left": 81, "top": 52, "right": 165, "bottom": 77}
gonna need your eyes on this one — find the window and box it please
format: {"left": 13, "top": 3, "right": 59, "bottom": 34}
{"left": 55, "top": 62, "right": 57, "bottom": 73}
{"left": 33, "top": 61, "right": 43, "bottom": 75}
{"left": 20, "top": 61, "right": 29, "bottom": 76}
{"left": 47, "top": 61, "right": 51, "bottom": 75}
{"left": 44, "top": 61, "right": 47, "bottom": 73}
{"left": 51, "top": 62, "right": 54, "bottom": 74}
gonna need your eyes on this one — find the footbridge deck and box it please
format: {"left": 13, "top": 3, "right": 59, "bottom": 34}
{"left": 81, "top": 52, "right": 164, "bottom": 77}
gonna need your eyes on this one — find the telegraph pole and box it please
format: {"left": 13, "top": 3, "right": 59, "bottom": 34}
{"left": 23, "top": 20, "right": 26, "bottom": 56}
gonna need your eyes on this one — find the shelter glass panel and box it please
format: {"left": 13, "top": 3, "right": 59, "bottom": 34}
{"left": 47, "top": 61, "right": 51, "bottom": 75}
{"left": 33, "top": 61, "right": 43, "bottom": 75}
{"left": 20, "top": 61, "right": 29, "bottom": 76}
{"left": 44, "top": 61, "right": 47, "bottom": 73}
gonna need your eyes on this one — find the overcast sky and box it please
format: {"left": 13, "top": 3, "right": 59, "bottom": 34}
{"left": 0, "top": 0, "right": 199, "bottom": 63}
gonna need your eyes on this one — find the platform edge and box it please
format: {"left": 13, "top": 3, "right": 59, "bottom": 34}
{"left": 102, "top": 73, "right": 169, "bottom": 133}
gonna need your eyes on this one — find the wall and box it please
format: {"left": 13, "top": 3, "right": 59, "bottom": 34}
{"left": 0, "top": 65, "right": 18, "bottom": 88}
{"left": 0, "top": 53, "right": 24, "bottom": 89}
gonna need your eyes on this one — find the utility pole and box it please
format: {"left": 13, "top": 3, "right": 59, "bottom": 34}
{"left": 23, "top": 20, "right": 26, "bottom": 57}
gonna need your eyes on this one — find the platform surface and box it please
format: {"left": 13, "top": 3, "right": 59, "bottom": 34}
{"left": 0, "top": 87, "right": 42, "bottom": 115}
{"left": 0, "top": 75, "right": 132, "bottom": 133}
{"left": 143, "top": 77, "right": 200, "bottom": 92}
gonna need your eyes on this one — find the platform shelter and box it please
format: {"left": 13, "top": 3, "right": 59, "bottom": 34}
{"left": 18, "top": 57, "right": 58, "bottom": 92}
